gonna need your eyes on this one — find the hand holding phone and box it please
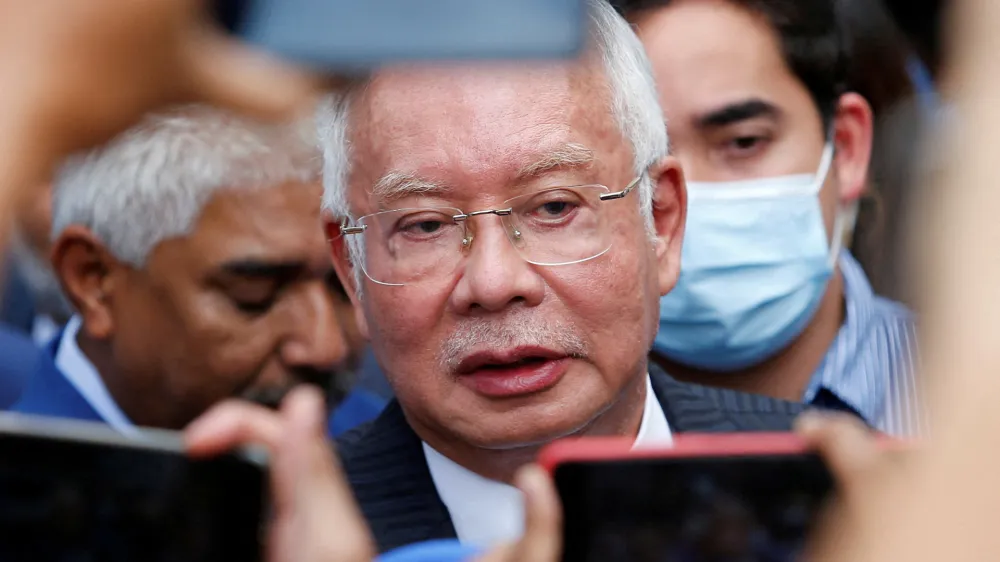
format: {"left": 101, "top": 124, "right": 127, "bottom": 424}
{"left": 540, "top": 434, "right": 841, "bottom": 562}
{"left": 0, "top": 413, "right": 266, "bottom": 562}
{"left": 186, "top": 386, "right": 377, "bottom": 562}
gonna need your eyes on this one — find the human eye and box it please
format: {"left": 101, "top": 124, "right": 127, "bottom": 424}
{"left": 394, "top": 210, "right": 455, "bottom": 240}
{"left": 716, "top": 129, "right": 773, "bottom": 162}
{"left": 233, "top": 296, "right": 276, "bottom": 315}
{"left": 524, "top": 189, "right": 582, "bottom": 223}
{"left": 227, "top": 284, "right": 280, "bottom": 316}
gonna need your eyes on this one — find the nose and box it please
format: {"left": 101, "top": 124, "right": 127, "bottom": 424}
{"left": 280, "top": 281, "right": 351, "bottom": 373}
{"left": 449, "top": 217, "right": 545, "bottom": 314}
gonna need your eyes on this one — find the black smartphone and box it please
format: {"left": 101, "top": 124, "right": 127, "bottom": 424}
{"left": 541, "top": 434, "right": 837, "bottom": 562}
{"left": 0, "top": 413, "right": 267, "bottom": 562}
{"left": 211, "top": 0, "right": 588, "bottom": 71}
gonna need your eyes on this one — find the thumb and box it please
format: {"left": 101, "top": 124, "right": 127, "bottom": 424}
{"left": 512, "top": 464, "right": 562, "bottom": 561}
{"left": 795, "top": 412, "right": 881, "bottom": 497}
{"left": 277, "top": 386, "right": 375, "bottom": 562}
{"left": 182, "top": 23, "right": 320, "bottom": 120}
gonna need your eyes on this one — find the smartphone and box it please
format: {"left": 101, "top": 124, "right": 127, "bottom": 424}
{"left": 539, "top": 434, "right": 839, "bottom": 562}
{"left": 0, "top": 413, "right": 267, "bottom": 562}
{"left": 211, "top": 0, "right": 588, "bottom": 71}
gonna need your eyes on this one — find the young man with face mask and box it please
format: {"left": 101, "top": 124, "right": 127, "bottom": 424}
{"left": 618, "top": 0, "right": 921, "bottom": 435}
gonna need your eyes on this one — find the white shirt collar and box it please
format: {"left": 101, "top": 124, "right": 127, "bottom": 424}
{"left": 31, "top": 314, "right": 60, "bottom": 346}
{"left": 55, "top": 316, "right": 138, "bottom": 436}
{"left": 423, "top": 374, "right": 672, "bottom": 547}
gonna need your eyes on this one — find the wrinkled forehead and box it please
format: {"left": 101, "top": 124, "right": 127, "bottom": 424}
{"left": 347, "top": 62, "right": 624, "bottom": 202}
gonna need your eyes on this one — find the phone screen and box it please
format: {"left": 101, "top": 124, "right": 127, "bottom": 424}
{"left": 555, "top": 454, "right": 834, "bottom": 562}
{"left": 213, "top": 0, "right": 587, "bottom": 70}
{"left": 0, "top": 424, "right": 266, "bottom": 561}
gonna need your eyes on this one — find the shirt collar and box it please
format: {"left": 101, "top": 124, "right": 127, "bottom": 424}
{"left": 804, "top": 251, "right": 885, "bottom": 423}
{"left": 31, "top": 314, "right": 60, "bottom": 346}
{"left": 423, "top": 374, "right": 672, "bottom": 547}
{"left": 55, "top": 316, "right": 138, "bottom": 435}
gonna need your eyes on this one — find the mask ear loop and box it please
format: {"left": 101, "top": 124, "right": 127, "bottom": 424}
{"left": 827, "top": 208, "right": 846, "bottom": 268}
{"left": 818, "top": 139, "right": 849, "bottom": 268}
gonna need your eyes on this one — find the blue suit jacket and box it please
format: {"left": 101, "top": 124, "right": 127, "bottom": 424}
{"left": 0, "top": 324, "right": 47, "bottom": 408}
{"left": 8, "top": 331, "right": 103, "bottom": 423}
{"left": 0, "top": 262, "right": 35, "bottom": 336}
{"left": 329, "top": 349, "right": 393, "bottom": 436}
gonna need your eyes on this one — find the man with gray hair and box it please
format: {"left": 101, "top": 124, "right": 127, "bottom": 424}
{"left": 10, "top": 105, "right": 355, "bottom": 432}
{"left": 322, "top": 0, "right": 807, "bottom": 553}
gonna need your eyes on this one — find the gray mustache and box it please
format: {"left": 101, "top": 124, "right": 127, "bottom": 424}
{"left": 440, "top": 318, "right": 588, "bottom": 372}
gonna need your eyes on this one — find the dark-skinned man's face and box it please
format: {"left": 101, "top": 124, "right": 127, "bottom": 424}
{"left": 64, "top": 182, "right": 354, "bottom": 428}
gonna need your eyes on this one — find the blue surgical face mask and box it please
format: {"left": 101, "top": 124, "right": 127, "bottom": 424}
{"left": 654, "top": 144, "right": 843, "bottom": 371}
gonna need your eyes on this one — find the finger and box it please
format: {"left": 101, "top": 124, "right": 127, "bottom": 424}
{"left": 182, "top": 23, "right": 320, "bottom": 121}
{"left": 795, "top": 411, "right": 881, "bottom": 493}
{"left": 511, "top": 464, "right": 562, "bottom": 561}
{"left": 183, "top": 399, "right": 284, "bottom": 456}
{"left": 278, "top": 385, "right": 375, "bottom": 561}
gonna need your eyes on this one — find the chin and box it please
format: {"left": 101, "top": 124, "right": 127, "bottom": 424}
{"left": 462, "top": 407, "right": 599, "bottom": 451}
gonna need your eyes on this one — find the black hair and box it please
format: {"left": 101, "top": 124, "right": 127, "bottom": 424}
{"left": 835, "top": 0, "right": 915, "bottom": 116}
{"left": 612, "top": 0, "right": 848, "bottom": 129}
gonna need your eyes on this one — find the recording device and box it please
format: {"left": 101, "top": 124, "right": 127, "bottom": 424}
{"left": 211, "top": 0, "right": 588, "bottom": 71}
{"left": 0, "top": 414, "right": 267, "bottom": 562}
{"left": 540, "top": 434, "right": 839, "bottom": 562}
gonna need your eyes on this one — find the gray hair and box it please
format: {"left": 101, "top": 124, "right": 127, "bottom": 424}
{"left": 51, "top": 105, "right": 322, "bottom": 267}
{"left": 317, "top": 0, "right": 669, "bottom": 281}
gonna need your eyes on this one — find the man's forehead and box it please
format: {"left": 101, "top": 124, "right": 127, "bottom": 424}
{"left": 186, "top": 185, "right": 325, "bottom": 259}
{"left": 638, "top": 1, "right": 792, "bottom": 122}
{"left": 350, "top": 63, "right": 614, "bottom": 186}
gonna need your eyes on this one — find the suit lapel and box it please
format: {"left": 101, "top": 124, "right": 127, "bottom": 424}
{"left": 336, "top": 401, "right": 457, "bottom": 553}
{"left": 650, "top": 362, "right": 807, "bottom": 433}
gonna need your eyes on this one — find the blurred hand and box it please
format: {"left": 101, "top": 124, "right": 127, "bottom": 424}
{"left": 476, "top": 465, "right": 562, "bottom": 562}
{"left": 185, "top": 386, "right": 376, "bottom": 562}
{"left": 795, "top": 412, "right": 908, "bottom": 562}
{"left": 0, "top": 0, "right": 318, "bottom": 159}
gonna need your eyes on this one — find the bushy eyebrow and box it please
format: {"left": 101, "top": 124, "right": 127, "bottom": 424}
{"left": 370, "top": 171, "right": 451, "bottom": 204}
{"left": 695, "top": 99, "right": 781, "bottom": 130}
{"left": 370, "top": 142, "right": 596, "bottom": 204}
{"left": 515, "top": 142, "right": 596, "bottom": 180}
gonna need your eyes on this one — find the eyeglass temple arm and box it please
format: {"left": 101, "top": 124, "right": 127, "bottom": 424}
{"left": 340, "top": 218, "right": 366, "bottom": 235}
{"left": 599, "top": 175, "right": 643, "bottom": 201}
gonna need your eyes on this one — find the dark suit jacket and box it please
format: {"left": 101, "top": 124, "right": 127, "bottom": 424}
{"left": 8, "top": 331, "right": 104, "bottom": 422}
{"left": 335, "top": 364, "right": 807, "bottom": 553}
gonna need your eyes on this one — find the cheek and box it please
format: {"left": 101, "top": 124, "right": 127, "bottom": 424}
{"left": 363, "top": 284, "right": 451, "bottom": 383}
{"left": 166, "top": 292, "right": 278, "bottom": 386}
{"left": 545, "top": 241, "right": 657, "bottom": 369}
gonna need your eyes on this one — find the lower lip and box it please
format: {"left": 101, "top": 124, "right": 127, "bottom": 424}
{"left": 459, "top": 357, "right": 571, "bottom": 398}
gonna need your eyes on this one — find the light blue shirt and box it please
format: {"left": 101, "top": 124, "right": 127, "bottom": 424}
{"left": 55, "top": 315, "right": 138, "bottom": 435}
{"left": 803, "top": 252, "right": 923, "bottom": 436}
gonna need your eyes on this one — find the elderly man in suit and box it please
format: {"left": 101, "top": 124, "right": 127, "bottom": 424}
{"left": 9, "top": 106, "right": 362, "bottom": 431}
{"left": 320, "top": 0, "right": 807, "bottom": 553}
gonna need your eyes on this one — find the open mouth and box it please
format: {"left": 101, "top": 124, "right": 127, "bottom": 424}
{"left": 455, "top": 348, "right": 572, "bottom": 397}
{"left": 475, "top": 356, "right": 549, "bottom": 371}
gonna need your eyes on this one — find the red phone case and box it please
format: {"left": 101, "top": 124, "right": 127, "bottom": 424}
{"left": 537, "top": 432, "right": 908, "bottom": 474}
{"left": 537, "top": 433, "right": 813, "bottom": 474}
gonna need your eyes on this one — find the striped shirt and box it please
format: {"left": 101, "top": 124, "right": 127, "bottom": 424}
{"left": 803, "top": 251, "right": 924, "bottom": 436}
